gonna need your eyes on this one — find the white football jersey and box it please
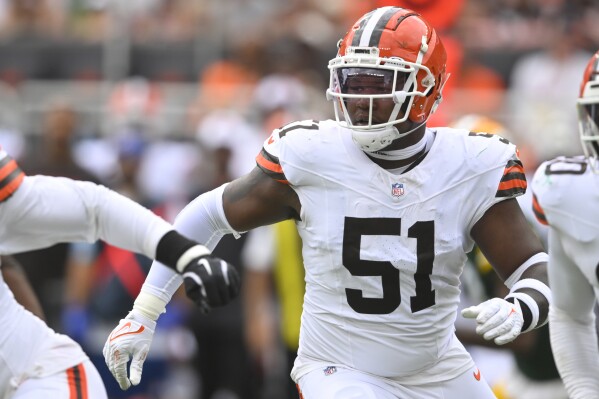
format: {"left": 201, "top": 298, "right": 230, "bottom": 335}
{"left": 532, "top": 156, "right": 599, "bottom": 298}
{"left": 0, "top": 266, "right": 88, "bottom": 399}
{"left": 257, "top": 120, "right": 526, "bottom": 383}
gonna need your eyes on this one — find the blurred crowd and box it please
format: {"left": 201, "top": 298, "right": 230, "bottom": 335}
{"left": 2, "top": 0, "right": 599, "bottom": 398}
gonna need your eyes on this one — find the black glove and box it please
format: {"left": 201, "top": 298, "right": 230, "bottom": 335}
{"left": 181, "top": 256, "right": 241, "bottom": 313}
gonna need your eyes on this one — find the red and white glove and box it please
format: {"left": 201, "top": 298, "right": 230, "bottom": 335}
{"left": 461, "top": 297, "right": 524, "bottom": 345}
{"left": 103, "top": 310, "right": 156, "bottom": 390}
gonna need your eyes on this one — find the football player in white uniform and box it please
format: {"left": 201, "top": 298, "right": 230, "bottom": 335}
{"left": 531, "top": 50, "right": 599, "bottom": 399}
{"left": 105, "top": 7, "right": 551, "bottom": 398}
{"left": 0, "top": 147, "right": 240, "bottom": 399}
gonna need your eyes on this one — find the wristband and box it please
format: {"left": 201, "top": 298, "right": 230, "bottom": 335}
{"left": 504, "top": 252, "right": 549, "bottom": 289}
{"left": 176, "top": 244, "right": 211, "bottom": 273}
{"left": 133, "top": 289, "right": 168, "bottom": 321}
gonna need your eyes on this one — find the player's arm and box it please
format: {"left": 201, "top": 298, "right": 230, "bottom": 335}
{"left": 463, "top": 198, "right": 550, "bottom": 345}
{"left": 223, "top": 166, "right": 301, "bottom": 230}
{"left": 104, "top": 166, "right": 299, "bottom": 390}
{"left": 547, "top": 231, "right": 599, "bottom": 398}
{"left": 1, "top": 175, "right": 223, "bottom": 278}
{"left": 1, "top": 255, "right": 45, "bottom": 320}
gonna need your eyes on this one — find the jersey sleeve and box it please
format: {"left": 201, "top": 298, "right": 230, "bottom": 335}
{"left": 495, "top": 155, "right": 527, "bottom": 199}
{"left": 255, "top": 129, "right": 289, "bottom": 184}
{"left": 255, "top": 120, "right": 321, "bottom": 185}
{"left": 464, "top": 134, "right": 528, "bottom": 234}
{"left": 0, "top": 147, "right": 25, "bottom": 202}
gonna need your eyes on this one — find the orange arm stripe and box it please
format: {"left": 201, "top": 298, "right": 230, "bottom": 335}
{"left": 256, "top": 148, "right": 288, "bottom": 184}
{"left": 0, "top": 171, "right": 24, "bottom": 202}
{"left": 532, "top": 194, "right": 548, "bottom": 225}
{"left": 256, "top": 151, "right": 283, "bottom": 174}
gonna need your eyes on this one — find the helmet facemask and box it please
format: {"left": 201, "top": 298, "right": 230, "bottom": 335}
{"left": 327, "top": 43, "right": 437, "bottom": 152}
{"left": 577, "top": 99, "right": 599, "bottom": 173}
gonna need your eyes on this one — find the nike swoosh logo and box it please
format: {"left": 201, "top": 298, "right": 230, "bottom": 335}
{"left": 473, "top": 368, "right": 481, "bottom": 381}
{"left": 109, "top": 322, "right": 145, "bottom": 341}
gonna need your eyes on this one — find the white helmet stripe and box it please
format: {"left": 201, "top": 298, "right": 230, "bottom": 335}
{"left": 358, "top": 7, "right": 395, "bottom": 47}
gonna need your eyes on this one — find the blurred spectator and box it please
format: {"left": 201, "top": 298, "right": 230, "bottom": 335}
{"left": 242, "top": 221, "right": 305, "bottom": 399}
{"left": 444, "top": 51, "right": 506, "bottom": 119}
{"left": 0, "top": 0, "right": 64, "bottom": 40}
{"left": 507, "top": 11, "right": 592, "bottom": 161}
{"left": 81, "top": 135, "right": 198, "bottom": 399}
{"left": 129, "top": 0, "right": 203, "bottom": 44}
{"left": 14, "top": 99, "right": 100, "bottom": 331}
{"left": 195, "top": 109, "right": 262, "bottom": 183}
{"left": 184, "top": 144, "right": 258, "bottom": 399}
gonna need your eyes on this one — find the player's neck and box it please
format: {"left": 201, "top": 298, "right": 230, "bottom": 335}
{"left": 366, "top": 126, "right": 432, "bottom": 170}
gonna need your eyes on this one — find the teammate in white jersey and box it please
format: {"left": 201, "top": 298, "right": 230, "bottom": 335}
{"left": 105, "top": 7, "right": 552, "bottom": 398}
{"left": 531, "top": 50, "right": 599, "bottom": 399}
{"left": 0, "top": 147, "right": 240, "bottom": 399}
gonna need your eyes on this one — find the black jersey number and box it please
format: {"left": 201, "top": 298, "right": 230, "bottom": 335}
{"left": 342, "top": 217, "right": 436, "bottom": 315}
{"left": 545, "top": 157, "right": 587, "bottom": 175}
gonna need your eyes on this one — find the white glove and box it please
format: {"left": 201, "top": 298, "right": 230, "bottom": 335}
{"left": 461, "top": 297, "right": 524, "bottom": 345}
{"left": 103, "top": 310, "right": 156, "bottom": 390}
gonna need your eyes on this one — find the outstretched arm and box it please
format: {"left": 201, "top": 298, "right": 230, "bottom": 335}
{"left": 104, "top": 167, "right": 300, "bottom": 390}
{"left": 463, "top": 198, "right": 550, "bottom": 345}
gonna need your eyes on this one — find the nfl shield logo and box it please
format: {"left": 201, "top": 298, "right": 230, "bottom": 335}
{"left": 391, "top": 182, "right": 404, "bottom": 197}
{"left": 323, "top": 366, "right": 337, "bottom": 376}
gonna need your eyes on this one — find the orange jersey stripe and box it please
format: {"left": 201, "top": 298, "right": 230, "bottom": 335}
{"left": 67, "top": 364, "right": 88, "bottom": 399}
{"left": 79, "top": 364, "right": 89, "bottom": 399}
{"left": 498, "top": 178, "right": 527, "bottom": 191}
{"left": 0, "top": 158, "right": 18, "bottom": 181}
{"left": 256, "top": 152, "right": 283, "bottom": 174}
{"left": 503, "top": 163, "right": 525, "bottom": 176}
{"left": 296, "top": 384, "right": 305, "bottom": 399}
{"left": 532, "top": 194, "right": 548, "bottom": 226}
{"left": 67, "top": 366, "right": 79, "bottom": 399}
{"left": 0, "top": 171, "right": 24, "bottom": 202}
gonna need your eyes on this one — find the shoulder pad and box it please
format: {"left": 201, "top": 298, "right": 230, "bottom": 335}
{"left": 256, "top": 120, "right": 320, "bottom": 184}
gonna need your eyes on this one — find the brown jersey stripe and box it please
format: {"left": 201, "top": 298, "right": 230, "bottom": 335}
{"left": 0, "top": 154, "right": 24, "bottom": 202}
{"left": 496, "top": 186, "right": 526, "bottom": 198}
{"left": 256, "top": 149, "right": 283, "bottom": 173}
{"left": 497, "top": 158, "right": 527, "bottom": 197}
{"left": 256, "top": 150, "right": 288, "bottom": 183}
{"left": 532, "top": 194, "right": 548, "bottom": 226}
{"left": 67, "top": 363, "right": 88, "bottom": 399}
{"left": 502, "top": 159, "right": 525, "bottom": 176}
{"left": 0, "top": 157, "right": 19, "bottom": 180}
{"left": 498, "top": 178, "right": 527, "bottom": 192}
{"left": 0, "top": 172, "right": 24, "bottom": 202}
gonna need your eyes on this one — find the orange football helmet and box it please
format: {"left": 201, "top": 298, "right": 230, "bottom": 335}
{"left": 578, "top": 50, "right": 599, "bottom": 173}
{"left": 327, "top": 6, "right": 448, "bottom": 151}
